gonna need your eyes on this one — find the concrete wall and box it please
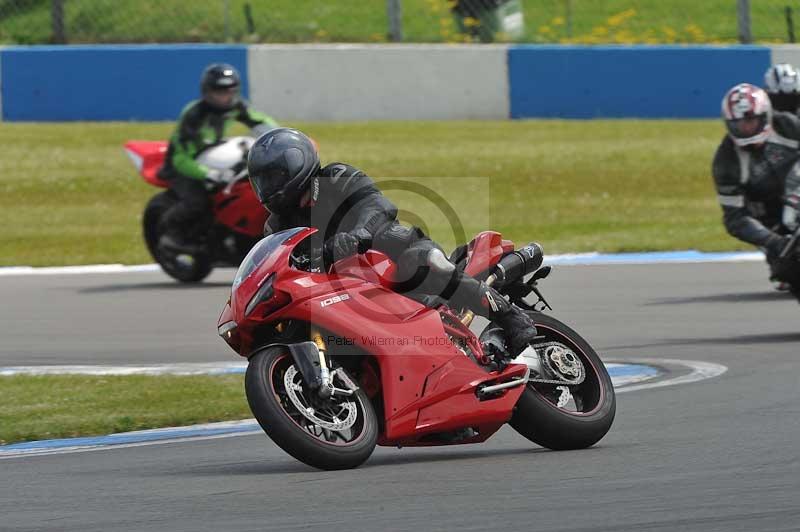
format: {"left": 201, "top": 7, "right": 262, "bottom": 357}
{"left": 0, "top": 43, "right": 796, "bottom": 121}
{"left": 248, "top": 44, "right": 509, "bottom": 121}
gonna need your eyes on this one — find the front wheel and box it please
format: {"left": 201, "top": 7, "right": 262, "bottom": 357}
{"left": 488, "top": 312, "right": 616, "bottom": 450}
{"left": 245, "top": 347, "right": 378, "bottom": 470}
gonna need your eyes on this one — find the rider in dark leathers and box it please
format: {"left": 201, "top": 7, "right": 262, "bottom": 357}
{"left": 247, "top": 128, "right": 538, "bottom": 357}
{"left": 713, "top": 83, "right": 800, "bottom": 289}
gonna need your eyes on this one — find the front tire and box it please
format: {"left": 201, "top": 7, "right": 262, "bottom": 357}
{"left": 488, "top": 312, "right": 616, "bottom": 450}
{"left": 142, "top": 191, "right": 212, "bottom": 283}
{"left": 245, "top": 347, "right": 378, "bottom": 470}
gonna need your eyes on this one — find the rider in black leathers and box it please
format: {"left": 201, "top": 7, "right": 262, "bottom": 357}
{"left": 247, "top": 128, "right": 538, "bottom": 357}
{"left": 713, "top": 83, "right": 800, "bottom": 290}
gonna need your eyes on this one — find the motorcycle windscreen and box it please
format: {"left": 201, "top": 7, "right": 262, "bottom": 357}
{"left": 232, "top": 227, "right": 306, "bottom": 289}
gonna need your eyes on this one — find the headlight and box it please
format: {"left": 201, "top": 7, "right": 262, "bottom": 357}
{"left": 245, "top": 273, "right": 276, "bottom": 316}
{"left": 218, "top": 321, "right": 238, "bottom": 338}
{"left": 217, "top": 320, "right": 240, "bottom": 351}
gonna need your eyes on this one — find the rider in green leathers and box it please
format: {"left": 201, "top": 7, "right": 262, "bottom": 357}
{"left": 158, "top": 63, "right": 278, "bottom": 252}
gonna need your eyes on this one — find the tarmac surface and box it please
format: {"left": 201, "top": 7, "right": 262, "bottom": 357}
{"left": 1, "top": 261, "right": 799, "bottom": 531}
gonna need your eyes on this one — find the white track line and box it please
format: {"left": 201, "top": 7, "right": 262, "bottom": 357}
{"left": 615, "top": 358, "right": 728, "bottom": 394}
{"left": 0, "top": 264, "right": 160, "bottom": 276}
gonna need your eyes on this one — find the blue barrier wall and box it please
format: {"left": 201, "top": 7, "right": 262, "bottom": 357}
{"left": 508, "top": 45, "right": 772, "bottom": 119}
{"left": 0, "top": 44, "right": 783, "bottom": 121}
{"left": 1, "top": 45, "right": 248, "bottom": 121}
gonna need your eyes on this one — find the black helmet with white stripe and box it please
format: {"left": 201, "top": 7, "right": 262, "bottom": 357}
{"left": 764, "top": 63, "right": 800, "bottom": 113}
{"left": 247, "top": 128, "right": 320, "bottom": 215}
{"left": 200, "top": 63, "right": 241, "bottom": 112}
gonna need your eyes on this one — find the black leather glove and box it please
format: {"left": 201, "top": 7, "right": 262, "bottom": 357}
{"left": 325, "top": 232, "right": 359, "bottom": 262}
{"left": 765, "top": 234, "right": 792, "bottom": 259}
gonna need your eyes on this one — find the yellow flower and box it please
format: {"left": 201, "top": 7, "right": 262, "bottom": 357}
{"left": 552, "top": 16, "right": 565, "bottom": 26}
{"left": 538, "top": 25, "right": 553, "bottom": 34}
{"left": 607, "top": 9, "right": 636, "bottom": 27}
{"left": 464, "top": 17, "right": 480, "bottom": 28}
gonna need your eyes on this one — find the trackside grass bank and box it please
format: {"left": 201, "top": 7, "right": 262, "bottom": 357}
{"left": 0, "top": 0, "right": 793, "bottom": 44}
{"left": 0, "top": 120, "right": 739, "bottom": 267}
{"left": 0, "top": 375, "right": 249, "bottom": 445}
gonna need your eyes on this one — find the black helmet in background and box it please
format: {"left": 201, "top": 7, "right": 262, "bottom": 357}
{"left": 247, "top": 128, "right": 320, "bottom": 215}
{"left": 200, "top": 63, "right": 241, "bottom": 112}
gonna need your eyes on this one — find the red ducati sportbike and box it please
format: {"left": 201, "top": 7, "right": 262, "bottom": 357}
{"left": 125, "top": 137, "right": 268, "bottom": 283}
{"left": 218, "top": 227, "right": 615, "bottom": 470}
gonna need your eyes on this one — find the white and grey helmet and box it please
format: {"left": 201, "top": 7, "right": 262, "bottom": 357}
{"left": 765, "top": 63, "right": 800, "bottom": 94}
{"left": 764, "top": 63, "right": 800, "bottom": 113}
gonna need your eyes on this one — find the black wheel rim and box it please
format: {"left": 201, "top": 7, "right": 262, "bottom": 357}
{"left": 527, "top": 324, "right": 606, "bottom": 417}
{"left": 268, "top": 354, "right": 368, "bottom": 447}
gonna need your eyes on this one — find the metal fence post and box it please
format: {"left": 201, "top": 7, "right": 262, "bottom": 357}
{"left": 387, "top": 0, "right": 403, "bottom": 42}
{"left": 565, "top": 0, "right": 573, "bottom": 38}
{"left": 737, "top": 0, "right": 752, "bottom": 44}
{"left": 51, "top": 0, "right": 66, "bottom": 44}
{"left": 224, "top": 0, "right": 231, "bottom": 41}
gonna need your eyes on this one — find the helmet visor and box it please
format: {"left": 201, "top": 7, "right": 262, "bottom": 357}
{"left": 249, "top": 174, "right": 286, "bottom": 206}
{"left": 205, "top": 86, "right": 239, "bottom": 110}
{"left": 726, "top": 115, "right": 768, "bottom": 139}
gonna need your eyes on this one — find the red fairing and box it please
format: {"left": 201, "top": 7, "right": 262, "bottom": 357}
{"left": 463, "top": 231, "right": 516, "bottom": 277}
{"left": 330, "top": 250, "right": 399, "bottom": 289}
{"left": 222, "top": 227, "right": 529, "bottom": 446}
{"left": 124, "top": 141, "right": 169, "bottom": 187}
{"left": 126, "top": 139, "right": 268, "bottom": 237}
{"left": 211, "top": 180, "right": 268, "bottom": 237}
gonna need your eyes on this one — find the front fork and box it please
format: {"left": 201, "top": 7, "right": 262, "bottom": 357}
{"left": 289, "top": 329, "right": 355, "bottom": 399}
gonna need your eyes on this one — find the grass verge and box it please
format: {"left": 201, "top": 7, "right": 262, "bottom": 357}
{"left": 0, "top": 119, "right": 740, "bottom": 267}
{"left": 0, "top": 374, "right": 249, "bottom": 445}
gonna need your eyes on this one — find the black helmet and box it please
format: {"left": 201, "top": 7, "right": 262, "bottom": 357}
{"left": 200, "top": 63, "right": 240, "bottom": 111}
{"left": 247, "top": 128, "right": 320, "bottom": 215}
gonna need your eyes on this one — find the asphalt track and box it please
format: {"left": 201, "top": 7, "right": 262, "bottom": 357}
{"left": 2, "top": 261, "right": 800, "bottom": 531}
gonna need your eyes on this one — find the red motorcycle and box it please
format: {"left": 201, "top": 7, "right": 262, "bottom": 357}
{"left": 124, "top": 137, "right": 267, "bottom": 283}
{"left": 217, "top": 227, "right": 615, "bottom": 470}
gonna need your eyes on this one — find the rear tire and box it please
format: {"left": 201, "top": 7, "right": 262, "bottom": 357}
{"left": 142, "top": 191, "right": 212, "bottom": 283}
{"left": 245, "top": 346, "right": 378, "bottom": 470}
{"left": 492, "top": 312, "right": 616, "bottom": 450}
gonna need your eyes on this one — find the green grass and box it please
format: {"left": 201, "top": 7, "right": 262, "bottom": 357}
{"left": 0, "top": 119, "right": 741, "bottom": 267}
{"left": 0, "top": 0, "right": 795, "bottom": 44}
{"left": 0, "top": 374, "right": 250, "bottom": 445}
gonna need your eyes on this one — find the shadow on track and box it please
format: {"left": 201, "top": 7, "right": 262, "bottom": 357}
{"left": 78, "top": 282, "right": 232, "bottom": 294}
{"left": 646, "top": 291, "right": 794, "bottom": 306}
{"left": 179, "top": 447, "right": 550, "bottom": 476}
{"left": 603, "top": 332, "right": 800, "bottom": 351}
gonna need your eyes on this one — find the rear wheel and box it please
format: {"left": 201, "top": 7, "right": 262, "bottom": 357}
{"left": 483, "top": 312, "right": 615, "bottom": 450}
{"left": 245, "top": 346, "right": 378, "bottom": 470}
{"left": 142, "top": 192, "right": 212, "bottom": 283}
